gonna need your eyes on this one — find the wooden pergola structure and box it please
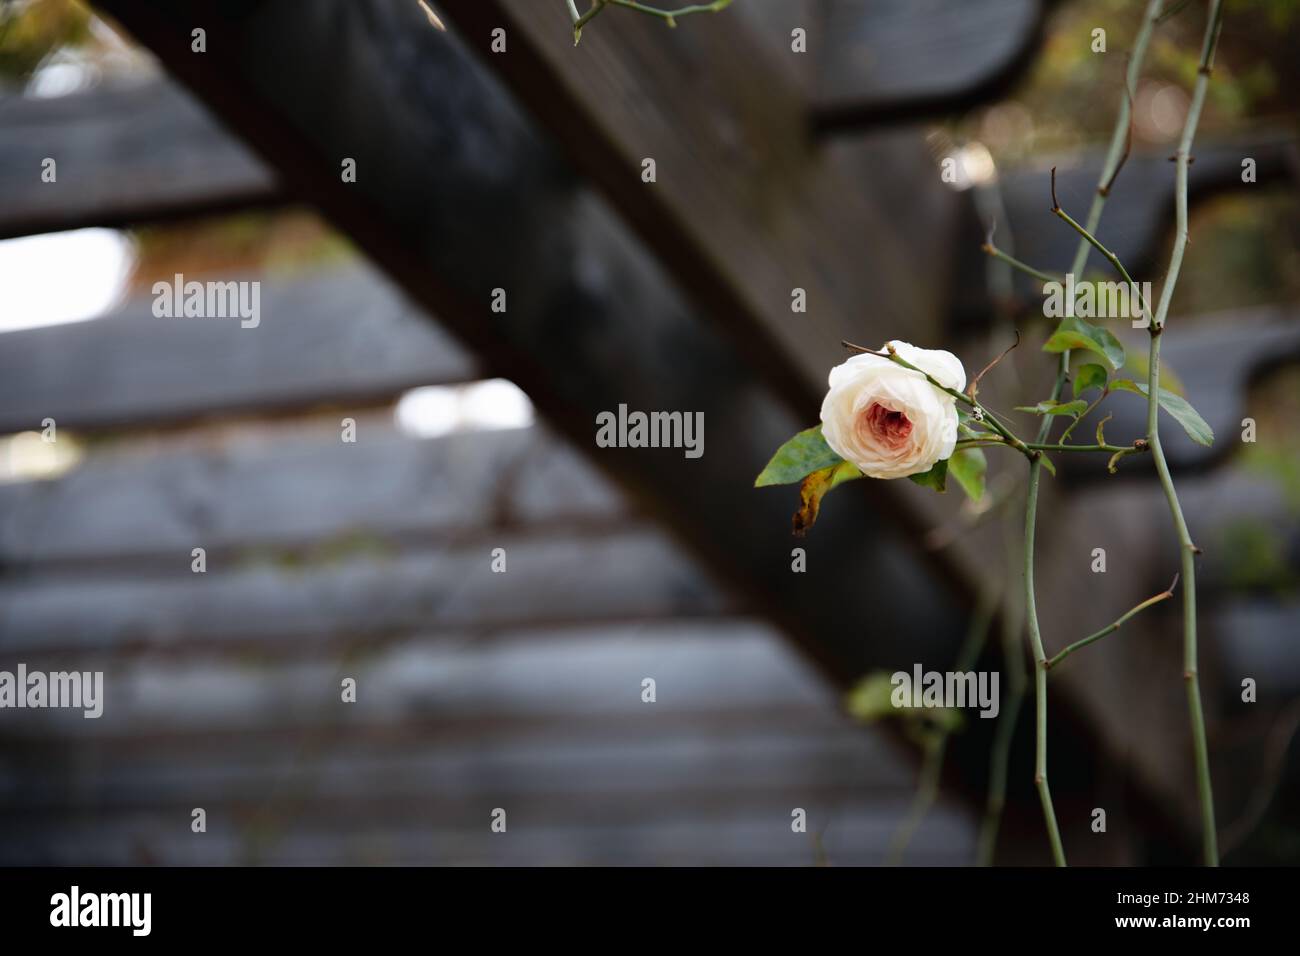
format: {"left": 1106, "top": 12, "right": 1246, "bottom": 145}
{"left": 1, "top": 0, "right": 1297, "bottom": 864}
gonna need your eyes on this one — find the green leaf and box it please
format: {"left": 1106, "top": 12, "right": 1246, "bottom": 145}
{"left": 947, "top": 448, "right": 987, "bottom": 502}
{"left": 907, "top": 458, "right": 948, "bottom": 493}
{"left": 1015, "top": 399, "right": 1089, "bottom": 417}
{"left": 792, "top": 460, "right": 863, "bottom": 536}
{"left": 1111, "top": 380, "right": 1214, "bottom": 446}
{"left": 1043, "top": 316, "right": 1125, "bottom": 370}
{"left": 1038, "top": 453, "right": 1056, "bottom": 477}
{"left": 844, "top": 672, "right": 898, "bottom": 723}
{"left": 755, "top": 426, "right": 843, "bottom": 487}
{"left": 844, "top": 671, "right": 962, "bottom": 733}
{"left": 1073, "top": 363, "right": 1108, "bottom": 397}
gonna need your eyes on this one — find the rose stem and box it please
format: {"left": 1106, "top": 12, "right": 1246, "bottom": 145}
{"left": 980, "top": 242, "right": 1063, "bottom": 286}
{"left": 1144, "top": 0, "right": 1224, "bottom": 866}
{"left": 978, "top": 525, "right": 1027, "bottom": 866}
{"left": 1022, "top": 456, "right": 1066, "bottom": 865}
{"left": 956, "top": 438, "right": 1147, "bottom": 455}
{"left": 1019, "top": 0, "right": 1164, "bottom": 864}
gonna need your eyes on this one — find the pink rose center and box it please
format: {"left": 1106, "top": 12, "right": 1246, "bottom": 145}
{"left": 858, "top": 402, "right": 913, "bottom": 450}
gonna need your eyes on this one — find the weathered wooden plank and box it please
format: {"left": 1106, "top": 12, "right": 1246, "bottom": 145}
{"left": 0, "top": 77, "right": 280, "bottom": 239}
{"left": 439, "top": 0, "right": 952, "bottom": 413}
{"left": 810, "top": 0, "right": 1048, "bottom": 130}
{"left": 0, "top": 529, "right": 731, "bottom": 657}
{"left": 0, "top": 424, "right": 621, "bottom": 565}
{"left": 0, "top": 624, "right": 979, "bottom": 864}
{"left": 0, "top": 809, "right": 976, "bottom": 866}
{"left": 0, "top": 624, "right": 825, "bottom": 733}
{"left": 0, "top": 701, "right": 848, "bottom": 755}
{"left": 3, "top": 730, "right": 918, "bottom": 805}
{"left": 89, "top": 0, "right": 967, "bottom": 691}
{"left": 0, "top": 264, "right": 476, "bottom": 434}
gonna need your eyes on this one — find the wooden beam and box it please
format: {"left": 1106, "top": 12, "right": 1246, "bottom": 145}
{"left": 437, "top": 0, "right": 955, "bottom": 408}
{"left": 809, "top": 0, "right": 1049, "bottom": 132}
{"left": 0, "top": 265, "right": 476, "bottom": 434}
{"left": 0, "top": 77, "right": 280, "bottom": 240}
{"left": 87, "top": 0, "right": 968, "bottom": 689}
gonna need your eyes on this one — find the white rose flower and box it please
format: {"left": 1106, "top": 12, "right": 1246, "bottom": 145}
{"left": 819, "top": 341, "right": 966, "bottom": 479}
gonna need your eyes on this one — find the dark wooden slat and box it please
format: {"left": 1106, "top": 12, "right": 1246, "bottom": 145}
{"left": 0, "top": 528, "right": 731, "bottom": 657}
{"left": 0, "top": 264, "right": 476, "bottom": 434}
{"left": 0, "top": 624, "right": 979, "bottom": 864}
{"left": 0, "top": 77, "right": 280, "bottom": 239}
{"left": 0, "top": 621, "right": 977, "bottom": 868}
{"left": 0, "top": 424, "right": 621, "bottom": 566}
{"left": 0, "top": 701, "right": 847, "bottom": 754}
{"left": 810, "top": 0, "right": 1048, "bottom": 131}
{"left": 0, "top": 623, "right": 826, "bottom": 734}
{"left": 0, "top": 809, "right": 976, "bottom": 866}
{"left": 4, "top": 730, "right": 921, "bottom": 808}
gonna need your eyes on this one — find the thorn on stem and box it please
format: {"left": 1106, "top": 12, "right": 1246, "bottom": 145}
{"left": 1050, "top": 166, "right": 1060, "bottom": 212}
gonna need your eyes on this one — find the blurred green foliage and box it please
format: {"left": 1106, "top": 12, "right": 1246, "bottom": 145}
{"left": 960, "top": 0, "right": 1300, "bottom": 161}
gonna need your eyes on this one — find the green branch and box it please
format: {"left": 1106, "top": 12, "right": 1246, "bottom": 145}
{"left": 1144, "top": 0, "right": 1225, "bottom": 867}
{"left": 1050, "top": 170, "right": 1154, "bottom": 327}
{"left": 1045, "top": 575, "right": 1179, "bottom": 671}
{"left": 1069, "top": 0, "right": 1165, "bottom": 278}
{"left": 981, "top": 242, "right": 1063, "bottom": 286}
